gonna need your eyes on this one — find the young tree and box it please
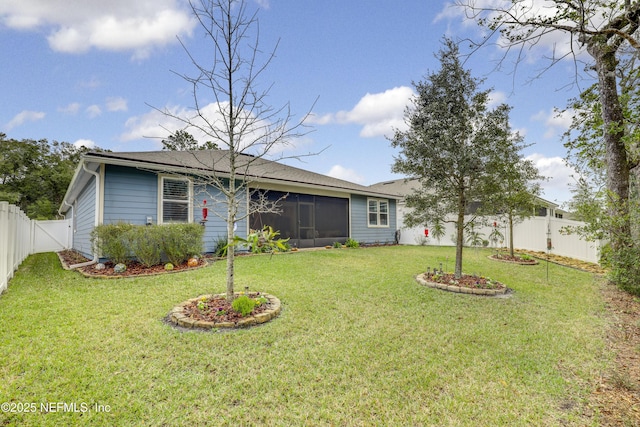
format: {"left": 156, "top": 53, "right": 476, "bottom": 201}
{"left": 391, "top": 39, "right": 524, "bottom": 278}
{"left": 460, "top": 0, "right": 640, "bottom": 291}
{"left": 489, "top": 157, "right": 544, "bottom": 258}
{"left": 156, "top": 0, "right": 312, "bottom": 302}
{"left": 481, "top": 117, "right": 544, "bottom": 257}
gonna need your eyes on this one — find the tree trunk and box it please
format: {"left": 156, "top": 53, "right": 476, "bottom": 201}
{"left": 455, "top": 193, "right": 465, "bottom": 278}
{"left": 509, "top": 213, "right": 514, "bottom": 258}
{"left": 226, "top": 152, "right": 237, "bottom": 303}
{"left": 588, "top": 43, "right": 631, "bottom": 247}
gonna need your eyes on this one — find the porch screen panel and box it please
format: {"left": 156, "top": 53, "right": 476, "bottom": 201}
{"left": 249, "top": 191, "right": 298, "bottom": 240}
{"left": 315, "top": 196, "right": 348, "bottom": 238}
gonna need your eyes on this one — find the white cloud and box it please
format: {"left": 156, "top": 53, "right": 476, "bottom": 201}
{"left": 436, "top": 0, "right": 591, "bottom": 63}
{"left": 526, "top": 153, "right": 576, "bottom": 204}
{"left": 5, "top": 110, "right": 45, "bottom": 130}
{"left": 58, "top": 102, "right": 81, "bottom": 115}
{"left": 73, "top": 139, "right": 97, "bottom": 149}
{"left": 121, "top": 102, "right": 297, "bottom": 153}
{"left": 487, "top": 90, "right": 507, "bottom": 109}
{"left": 106, "top": 97, "right": 128, "bottom": 112}
{"left": 326, "top": 165, "right": 366, "bottom": 184}
{"left": 0, "top": 1, "right": 196, "bottom": 58}
{"left": 532, "top": 108, "right": 573, "bottom": 139}
{"left": 86, "top": 105, "right": 102, "bottom": 118}
{"left": 309, "top": 86, "right": 414, "bottom": 138}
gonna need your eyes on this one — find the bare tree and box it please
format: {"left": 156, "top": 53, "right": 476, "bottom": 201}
{"left": 458, "top": 0, "right": 640, "bottom": 290}
{"left": 156, "top": 0, "right": 314, "bottom": 301}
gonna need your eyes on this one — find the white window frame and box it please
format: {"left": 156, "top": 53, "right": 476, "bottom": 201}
{"left": 367, "top": 198, "right": 389, "bottom": 228}
{"left": 158, "top": 175, "right": 193, "bottom": 224}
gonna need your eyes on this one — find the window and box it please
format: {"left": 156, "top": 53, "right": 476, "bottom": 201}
{"left": 160, "top": 176, "right": 191, "bottom": 223}
{"left": 368, "top": 198, "right": 389, "bottom": 227}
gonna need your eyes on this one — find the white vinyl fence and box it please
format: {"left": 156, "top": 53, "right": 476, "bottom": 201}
{"left": 398, "top": 211, "right": 601, "bottom": 264}
{"left": 0, "top": 201, "right": 71, "bottom": 294}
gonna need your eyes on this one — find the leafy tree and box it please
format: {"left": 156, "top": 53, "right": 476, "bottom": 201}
{"left": 561, "top": 54, "right": 640, "bottom": 294}
{"left": 483, "top": 125, "right": 544, "bottom": 257}
{"left": 161, "top": 129, "right": 219, "bottom": 151}
{"left": 156, "top": 0, "right": 313, "bottom": 302}
{"left": 0, "top": 134, "right": 99, "bottom": 219}
{"left": 460, "top": 0, "right": 640, "bottom": 293}
{"left": 391, "top": 39, "right": 525, "bottom": 278}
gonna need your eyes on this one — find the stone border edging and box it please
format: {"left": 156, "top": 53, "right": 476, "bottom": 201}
{"left": 416, "top": 273, "right": 508, "bottom": 296}
{"left": 168, "top": 293, "right": 281, "bottom": 329}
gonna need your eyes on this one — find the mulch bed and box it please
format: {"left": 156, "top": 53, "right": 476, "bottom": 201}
{"left": 182, "top": 293, "right": 270, "bottom": 324}
{"left": 489, "top": 253, "right": 538, "bottom": 265}
{"left": 422, "top": 271, "right": 506, "bottom": 290}
{"left": 57, "top": 249, "right": 208, "bottom": 277}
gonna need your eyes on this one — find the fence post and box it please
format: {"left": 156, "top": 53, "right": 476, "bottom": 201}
{"left": 0, "top": 202, "right": 8, "bottom": 294}
{"left": 0, "top": 202, "right": 40, "bottom": 295}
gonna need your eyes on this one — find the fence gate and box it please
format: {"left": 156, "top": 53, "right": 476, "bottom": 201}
{"left": 32, "top": 219, "right": 72, "bottom": 254}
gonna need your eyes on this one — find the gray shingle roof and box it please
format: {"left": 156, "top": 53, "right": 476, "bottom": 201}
{"left": 83, "top": 150, "right": 399, "bottom": 199}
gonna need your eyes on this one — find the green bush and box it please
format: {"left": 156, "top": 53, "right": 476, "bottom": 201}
{"left": 231, "top": 295, "right": 257, "bottom": 317}
{"left": 90, "top": 222, "right": 134, "bottom": 265}
{"left": 127, "top": 226, "right": 163, "bottom": 268}
{"left": 604, "top": 244, "right": 640, "bottom": 296}
{"left": 214, "top": 235, "right": 228, "bottom": 258}
{"left": 344, "top": 238, "right": 360, "bottom": 248}
{"left": 161, "top": 223, "right": 205, "bottom": 266}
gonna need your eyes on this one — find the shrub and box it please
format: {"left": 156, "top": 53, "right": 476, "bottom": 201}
{"left": 161, "top": 223, "right": 205, "bottom": 266}
{"left": 90, "top": 222, "right": 134, "bottom": 265}
{"left": 127, "top": 226, "right": 163, "bottom": 268}
{"left": 344, "top": 238, "right": 360, "bottom": 248}
{"left": 605, "top": 245, "right": 640, "bottom": 296}
{"left": 231, "top": 295, "right": 257, "bottom": 317}
{"left": 214, "top": 235, "right": 228, "bottom": 258}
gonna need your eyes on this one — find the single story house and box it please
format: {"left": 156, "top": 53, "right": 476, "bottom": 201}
{"left": 368, "top": 178, "right": 601, "bottom": 263}
{"left": 59, "top": 150, "right": 399, "bottom": 259}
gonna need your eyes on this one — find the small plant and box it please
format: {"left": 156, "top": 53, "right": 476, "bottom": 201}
{"left": 232, "top": 295, "right": 257, "bottom": 317}
{"left": 520, "top": 254, "right": 532, "bottom": 261}
{"left": 213, "top": 235, "right": 228, "bottom": 258}
{"left": 344, "top": 238, "right": 359, "bottom": 248}
{"left": 232, "top": 225, "right": 290, "bottom": 255}
{"left": 332, "top": 241, "right": 342, "bottom": 248}
{"left": 197, "top": 297, "right": 208, "bottom": 312}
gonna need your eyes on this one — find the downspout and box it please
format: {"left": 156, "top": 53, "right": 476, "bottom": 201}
{"left": 69, "top": 162, "right": 100, "bottom": 269}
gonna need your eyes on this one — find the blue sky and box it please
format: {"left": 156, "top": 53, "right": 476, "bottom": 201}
{"left": 0, "top": 0, "right": 595, "bottom": 205}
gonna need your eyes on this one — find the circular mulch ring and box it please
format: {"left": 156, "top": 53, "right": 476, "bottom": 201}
{"left": 488, "top": 254, "right": 539, "bottom": 265}
{"left": 168, "top": 292, "right": 281, "bottom": 330}
{"left": 416, "top": 273, "right": 510, "bottom": 296}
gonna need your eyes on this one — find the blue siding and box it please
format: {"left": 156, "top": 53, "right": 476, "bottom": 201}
{"left": 102, "top": 166, "right": 248, "bottom": 254}
{"left": 103, "top": 165, "right": 158, "bottom": 225}
{"left": 195, "top": 183, "right": 248, "bottom": 253}
{"left": 73, "top": 177, "right": 96, "bottom": 258}
{"left": 350, "top": 195, "right": 397, "bottom": 245}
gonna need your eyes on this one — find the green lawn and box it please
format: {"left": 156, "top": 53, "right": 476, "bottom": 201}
{"left": 0, "top": 246, "right": 608, "bottom": 426}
